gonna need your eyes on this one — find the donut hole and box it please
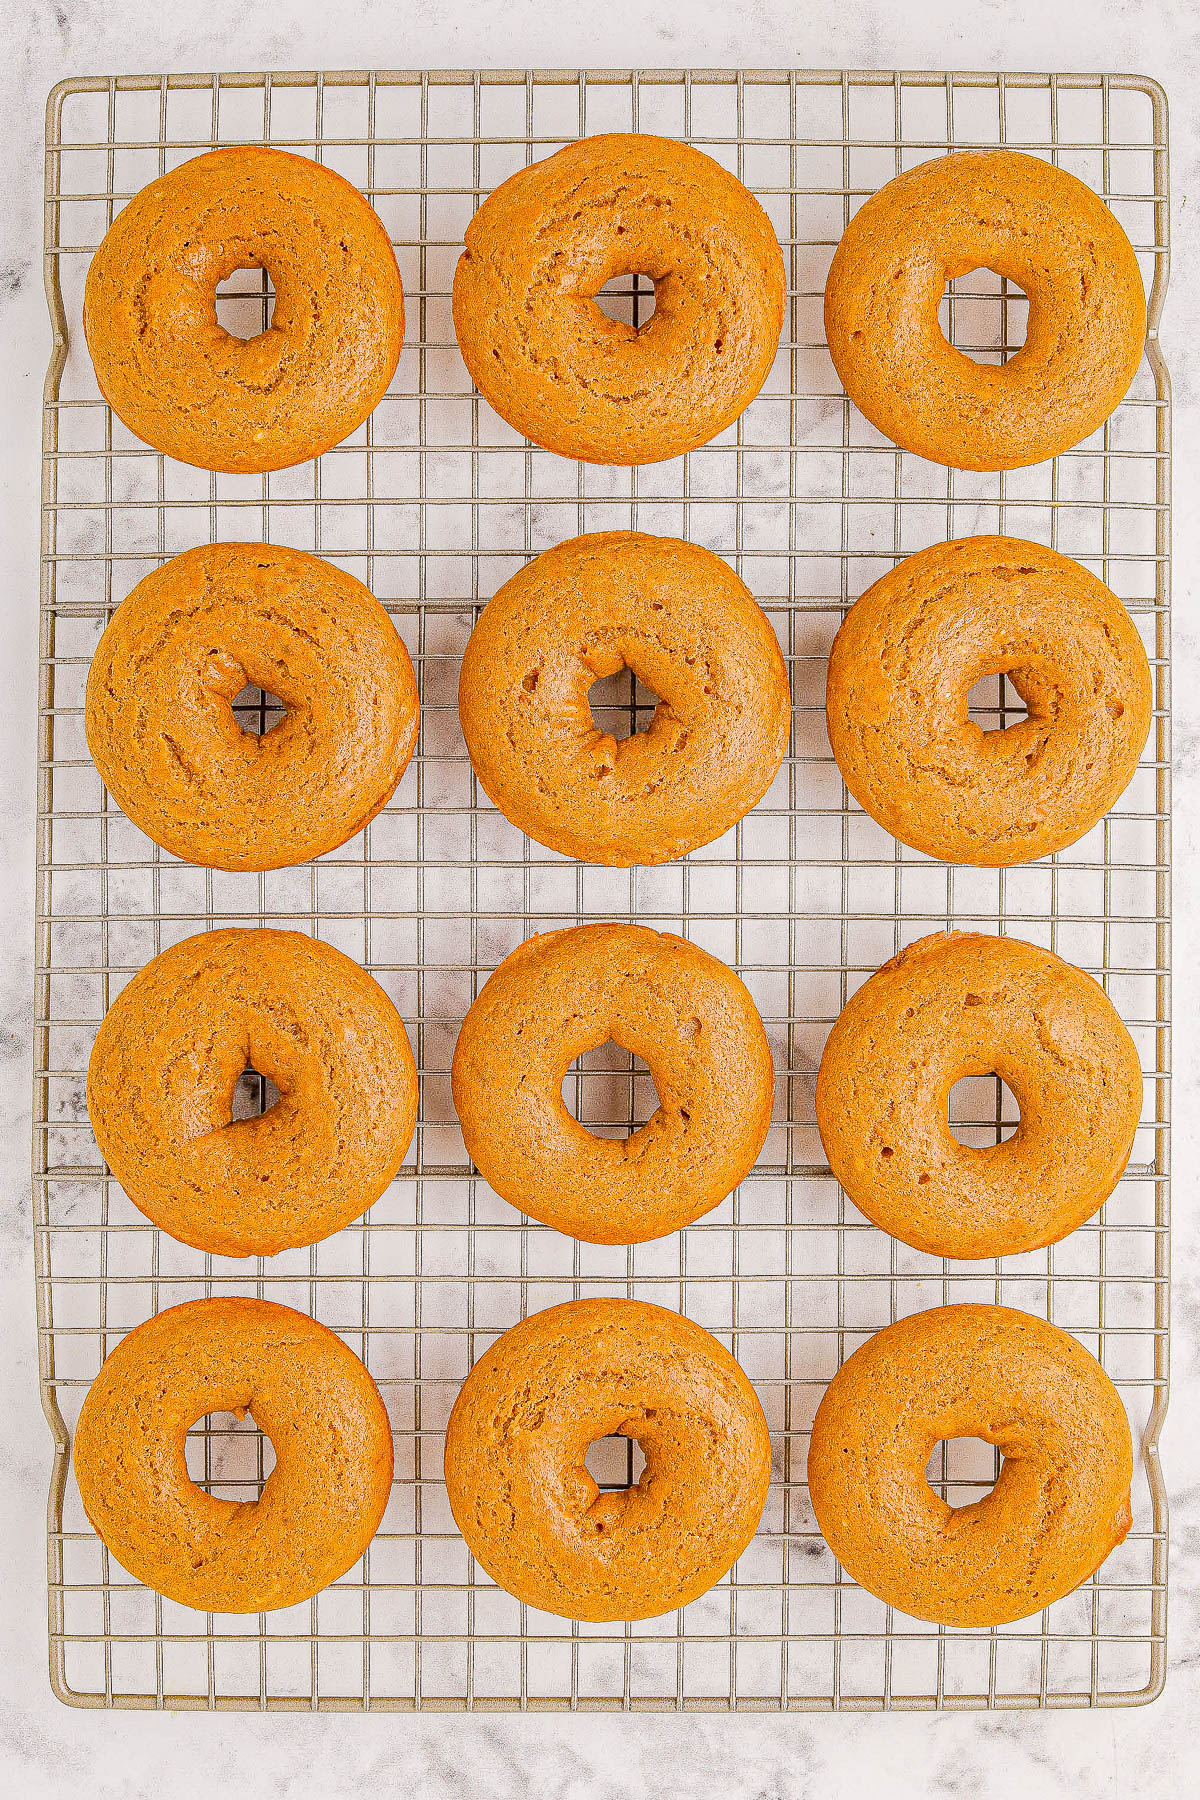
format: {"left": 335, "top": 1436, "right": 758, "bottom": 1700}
{"left": 939, "top": 267, "right": 1029, "bottom": 365}
{"left": 231, "top": 681, "right": 288, "bottom": 738}
{"left": 926, "top": 1436, "right": 1002, "bottom": 1509}
{"left": 585, "top": 1433, "right": 648, "bottom": 1492}
{"left": 231, "top": 1065, "right": 283, "bottom": 1122}
{"left": 186, "top": 1410, "right": 276, "bottom": 1501}
{"left": 947, "top": 1074, "right": 1020, "bottom": 1149}
{"left": 215, "top": 266, "right": 276, "bottom": 341}
{"left": 562, "top": 1041, "right": 659, "bottom": 1140}
{"left": 588, "top": 665, "right": 662, "bottom": 744}
{"left": 593, "top": 271, "right": 658, "bottom": 331}
{"left": 966, "top": 672, "right": 1030, "bottom": 733}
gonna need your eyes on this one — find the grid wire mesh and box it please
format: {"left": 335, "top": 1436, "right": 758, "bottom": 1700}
{"left": 35, "top": 66, "right": 1171, "bottom": 1711}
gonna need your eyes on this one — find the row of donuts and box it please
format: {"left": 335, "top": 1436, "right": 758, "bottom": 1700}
{"left": 71, "top": 131, "right": 1148, "bottom": 1632}
{"left": 76, "top": 1292, "right": 1132, "bottom": 1630}
{"left": 87, "top": 922, "right": 1141, "bottom": 1265}
{"left": 86, "top": 135, "right": 1145, "bottom": 476}
{"left": 86, "top": 520, "right": 1153, "bottom": 880}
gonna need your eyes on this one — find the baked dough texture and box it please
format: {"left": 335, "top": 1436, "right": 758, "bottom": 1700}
{"left": 73, "top": 1298, "right": 393, "bottom": 1612}
{"left": 826, "top": 536, "right": 1152, "bottom": 865}
{"left": 459, "top": 531, "right": 791, "bottom": 866}
{"left": 807, "top": 1304, "right": 1133, "bottom": 1626}
{"left": 87, "top": 928, "right": 417, "bottom": 1258}
{"left": 452, "top": 923, "right": 774, "bottom": 1243}
{"left": 824, "top": 150, "right": 1145, "bottom": 469}
{"left": 453, "top": 133, "right": 786, "bottom": 464}
{"left": 444, "top": 1298, "right": 772, "bottom": 1621}
{"left": 83, "top": 146, "right": 404, "bottom": 472}
{"left": 86, "top": 542, "right": 419, "bottom": 872}
{"left": 816, "top": 931, "right": 1143, "bottom": 1260}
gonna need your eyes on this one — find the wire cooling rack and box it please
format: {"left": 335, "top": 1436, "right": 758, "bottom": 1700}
{"left": 35, "top": 67, "right": 1170, "bottom": 1712}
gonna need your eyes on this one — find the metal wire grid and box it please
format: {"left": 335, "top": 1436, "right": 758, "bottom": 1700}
{"left": 35, "top": 67, "right": 1170, "bottom": 1712}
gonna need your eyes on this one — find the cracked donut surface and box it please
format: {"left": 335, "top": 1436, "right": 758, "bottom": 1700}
{"left": 444, "top": 1298, "right": 771, "bottom": 1621}
{"left": 83, "top": 146, "right": 403, "bottom": 472}
{"left": 816, "top": 931, "right": 1143, "bottom": 1260}
{"left": 824, "top": 149, "right": 1145, "bottom": 469}
{"left": 85, "top": 542, "right": 418, "bottom": 872}
{"left": 807, "top": 1304, "right": 1133, "bottom": 1627}
{"left": 452, "top": 133, "right": 785, "bottom": 464}
{"left": 452, "top": 923, "right": 774, "bottom": 1244}
{"left": 86, "top": 927, "right": 417, "bottom": 1257}
{"left": 825, "top": 535, "right": 1151, "bottom": 866}
{"left": 459, "top": 531, "right": 791, "bottom": 866}
{"left": 73, "top": 1298, "right": 393, "bottom": 1612}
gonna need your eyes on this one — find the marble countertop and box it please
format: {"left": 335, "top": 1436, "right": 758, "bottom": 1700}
{"left": 2, "top": 1, "right": 1197, "bottom": 1795}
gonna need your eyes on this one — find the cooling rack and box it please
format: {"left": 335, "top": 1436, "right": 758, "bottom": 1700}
{"left": 35, "top": 66, "right": 1170, "bottom": 1711}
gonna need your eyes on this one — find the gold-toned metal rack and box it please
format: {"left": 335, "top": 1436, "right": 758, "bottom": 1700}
{"left": 36, "top": 66, "right": 1170, "bottom": 1710}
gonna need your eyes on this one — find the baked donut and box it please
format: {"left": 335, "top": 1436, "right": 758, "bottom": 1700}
{"left": 816, "top": 932, "right": 1143, "bottom": 1260}
{"left": 73, "top": 1298, "right": 393, "bottom": 1612}
{"left": 87, "top": 928, "right": 417, "bottom": 1257}
{"left": 826, "top": 536, "right": 1152, "bottom": 865}
{"left": 86, "top": 543, "right": 418, "bottom": 872}
{"left": 444, "top": 1299, "right": 771, "bottom": 1621}
{"left": 459, "top": 532, "right": 791, "bottom": 865}
{"left": 83, "top": 147, "right": 403, "bottom": 472}
{"left": 824, "top": 150, "right": 1145, "bottom": 469}
{"left": 807, "top": 1304, "right": 1133, "bottom": 1626}
{"left": 453, "top": 133, "right": 785, "bottom": 464}
{"left": 452, "top": 923, "right": 774, "bottom": 1244}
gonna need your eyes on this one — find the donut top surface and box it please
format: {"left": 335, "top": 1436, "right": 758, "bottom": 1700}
{"left": 85, "top": 542, "right": 419, "bottom": 872}
{"left": 443, "top": 1298, "right": 772, "bottom": 1621}
{"left": 816, "top": 931, "right": 1144, "bottom": 1260}
{"left": 451, "top": 922, "right": 775, "bottom": 1243}
{"left": 826, "top": 536, "right": 1152, "bottom": 865}
{"left": 807, "top": 1303, "right": 1133, "bottom": 1626}
{"left": 459, "top": 531, "right": 791, "bottom": 866}
{"left": 453, "top": 133, "right": 786, "bottom": 464}
{"left": 86, "top": 927, "right": 417, "bottom": 1258}
{"left": 824, "top": 149, "right": 1146, "bottom": 469}
{"left": 73, "top": 1298, "right": 394, "bottom": 1612}
{"left": 83, "top": 146, "right": 404, "bottom": 472}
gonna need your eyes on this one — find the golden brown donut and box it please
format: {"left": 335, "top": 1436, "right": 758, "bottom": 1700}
{"left": 807, "top": 1304, "right": 1133, "bottom": 1626}
{"left": 87, "top": 928, "right": 417, "bottom": 1258}
{"left": 459, "top": 531, "right": 791, "bottom": 866}
{"left": 826, "top": 536, "right": 1152, "bottom": 866}
{"left": 73, "top": 1298, "right": 393, "bottom": 1612}
{"left": 816, "top": 932, "right": 1143, "bottom": 1260}
{"left": 83, "top": 147, "right": 404, "bottom": 472}
{"left": 452, "top": 923, "right": 774, "bottom": 1244}
{"left": 444, "top": 1299, "right": 771, "bottom": 1621}
{"left": 824, "top": 150, "right": 1145, "bottom": 469}
{"left": 453, "top": 133, "right": 785, "bottom": 464}
{"left": 85, "top": 543, "right": 419, "bottom": 872}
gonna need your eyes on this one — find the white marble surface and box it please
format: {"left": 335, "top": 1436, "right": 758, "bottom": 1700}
{"left": 2, "top": 1, "right": 1198, "bottom": 1794}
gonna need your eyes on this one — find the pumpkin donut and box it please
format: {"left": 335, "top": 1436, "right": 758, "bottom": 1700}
{"left": 825, "top": 536, "right": 1152, "bottom": 865}
{"left": 459, "top": 532, "right": 791, "bottom": 866}
{"left": 453, "top": 133, "right": 786, "bottom": 464}
{"left": 451, "top": 923, "right": 774, "bottom": 1244}
{"left": 807, "top": 1304, "right": 1134, "bottom": 1627}
{"left": 73, "top": 1298, "right": 393, "bottom": 1612}
{"left": 824, "top": 150, "right": 1145, "bottom": 469}
{"left": 83, "top": 146, "right": 404, "bottom": 472}
{"left": 85, "top": 543, "right": 419, "bottom": 872}
{"left": 815, "top": 932, "right": 1143, "bottom": 1261}
{"left": 444, "top": 1299, "right": 771, "bottom": 1621}
{"left": 87, "top": 928, "right": 417, "bottom": 1258}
